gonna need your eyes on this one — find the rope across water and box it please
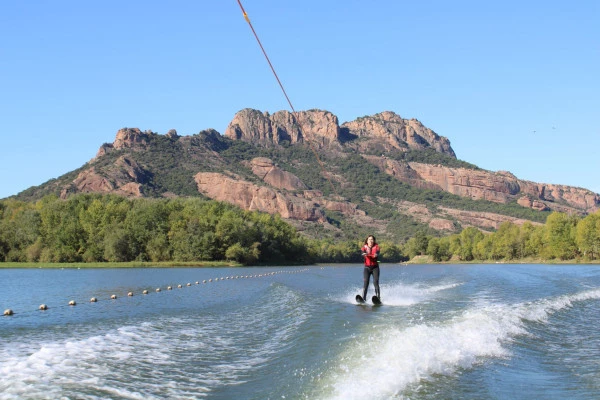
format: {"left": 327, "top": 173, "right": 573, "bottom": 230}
{"left": 2, "top": 268, "right": 316, "bottom": 317}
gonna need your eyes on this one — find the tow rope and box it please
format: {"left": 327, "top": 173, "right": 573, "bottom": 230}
{"left": 236, "top": 0, "right": 339, "bottom": 197}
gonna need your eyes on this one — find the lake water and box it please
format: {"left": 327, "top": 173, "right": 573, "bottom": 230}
{"left": 1, "top": 264, "right": 600, "bottom": 399}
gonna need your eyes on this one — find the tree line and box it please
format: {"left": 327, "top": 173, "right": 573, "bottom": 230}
{"left": 405, "top": 211, "right": 600, "bottom": 262}
{"left": 0, "top": 194, "right": 403, "bottom": 265}
{"left": 1, "top": 194, "right": 598, "bottom": 265}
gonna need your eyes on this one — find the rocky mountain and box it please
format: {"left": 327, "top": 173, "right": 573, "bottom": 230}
{"left": 15, "top": 109, "right": 599, "bottom": 241}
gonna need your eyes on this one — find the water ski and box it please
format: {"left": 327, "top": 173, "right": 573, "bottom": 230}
{"left": 372, "top": 295, "right": 382, "bottom": 305}
{"left": 355, "top": 294, "right": 365, "bottom": 304}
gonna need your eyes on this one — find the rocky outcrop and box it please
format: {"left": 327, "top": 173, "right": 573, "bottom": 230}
{"left": 113, "top": 128, "right": 153, "bottom": 150}
{"left": 385, "top": 199, "right": 543, "bottom": 232}
{"left": 517, "top": 196, "right": 549, "bottom": 211}
{"left": 60, "top": 156, "right": 148, "bottom": 199}
{"left": 342, "top": 111, "right": 455, "bottom": 156}
{"left": 437, "top": 207, "right": 542, "bottom": 230}
{"left": 249, "top": 157, "right": 307, "bottom": 190}
{"left": 363, "top": 157, "right": 599, "bottom": 214}
{"left": 94, "top": 128, "right": 155, "bottom": 160}
{"left": 225, "top": 109, "right": 455, "bottom": 156}
{"left": 407, "top": 163, "right": 520, "bottom": 203}
{"left": 194, "top": 167, "right": 368, "bottom": 223}
{"left": 225, "top": 109, "right": 340, "bottom": 148}
{"left": 194, "top": 172, "right": 326, "bottom": 222}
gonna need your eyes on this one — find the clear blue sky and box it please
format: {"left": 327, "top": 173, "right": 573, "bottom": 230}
{"left": 1, "top": 0, "right": 598, "bottom": 199}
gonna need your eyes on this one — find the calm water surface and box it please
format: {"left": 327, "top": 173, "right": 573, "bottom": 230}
{"left": 1, "top": 264, "right": 600, "bottom": 399}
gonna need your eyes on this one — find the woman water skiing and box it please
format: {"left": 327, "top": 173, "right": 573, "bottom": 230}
{"left": 360, "top": 235, "right": 381, "bottom": 302}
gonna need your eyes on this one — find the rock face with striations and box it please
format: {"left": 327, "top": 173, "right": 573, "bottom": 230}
{"left": 362, "top": 157, "right": 598, "bottom": 213}
{"left": 248, "top": 157, "right": 307, "bottom": 191}
{"left": 194, "top": 172, "right": 326, "bottom": 222}
{"left": 225, "top": 109, "right": 455, "bottom": 155}
{"left": 341, "top": 111, "right": 456, "bottom": 156}
{"left": 194, "top": 157, "right": 366, "bottom": 223}
{"left": 225, "top": 109, "right": 341, "bottom": 149}
{"left": 60, "top": 156, "right": 148, "bottom": 199}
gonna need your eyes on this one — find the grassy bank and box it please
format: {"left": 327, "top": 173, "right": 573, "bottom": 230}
{"left": 0, "top": 261, "right": 242, "bottom": 269}
{"left": 405, "top": 255, "right": 600, "bottom": 265}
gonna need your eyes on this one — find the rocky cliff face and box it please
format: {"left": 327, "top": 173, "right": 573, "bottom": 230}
{"left": 342, "top": 111, "right": 455, "bottom": 156}
{"left": 247, "top": 157, "right": 307, "bottom": 190}
{"left": 362, "top": 155, "right": 599, "bottom": 214}
{"left": 194, "top": 171, "right": 326, "bottom": 222}
{"left": 94, "top": 128, "right": 155, "bottom": 160}
{"left": 60, "top": 156, "right": 148, "bottom": 199}
{"left": 225, "top": 109, "right": 341, "bottom": 149}
{"left": 194, "top": 158, "right": 367, "bottom": 223}
{"left": 225, "top": 109, "right": 456, "bottom": 155}
{"left": 193, "top": 157, "right": 545, "bottom": 233}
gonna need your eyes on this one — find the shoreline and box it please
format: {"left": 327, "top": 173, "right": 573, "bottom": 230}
{"left": 2, "top": 258, "right": 600, "bottom": 269}
{"left": 0, "top": 261, "right": 242, "bottom": 269}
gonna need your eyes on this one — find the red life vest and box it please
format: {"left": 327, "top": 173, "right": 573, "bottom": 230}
{"left": 362, "top": 244, "right": 380, "bottom": 267}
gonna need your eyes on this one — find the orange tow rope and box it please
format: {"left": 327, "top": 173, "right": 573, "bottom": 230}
{"left": 236, "top": 0, "right": 339, "bottom": 197}
{"left": 236, "top": 0, "right": 295, "bottom": 114}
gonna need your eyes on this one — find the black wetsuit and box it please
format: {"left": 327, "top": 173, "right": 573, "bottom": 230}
{"left": 363, "top": 265, "right": 380, "bottom": 300}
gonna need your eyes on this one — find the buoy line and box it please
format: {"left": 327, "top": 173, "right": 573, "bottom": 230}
{"left": 2, "top": 268, "right": 311, "bottom": 317}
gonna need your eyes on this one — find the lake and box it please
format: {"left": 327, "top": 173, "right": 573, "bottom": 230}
{"left": 1, "top": 264, "right": 600, "bottom": 399}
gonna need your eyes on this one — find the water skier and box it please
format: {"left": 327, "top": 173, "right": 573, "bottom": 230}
{"left": 361, "top": 235, "right": 381, "bottom": 302}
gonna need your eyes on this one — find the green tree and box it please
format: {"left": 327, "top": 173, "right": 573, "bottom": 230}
{"left": 427, "top": 237, "right": 451, "bottom": 261}
{"left": 542, "top": 212, "right": 579, "bottom": 260}
{"left": 575, "top": 211, "right": 600, "bottom": 260}
{"left": 491, "top": 222, "right": 521, "bottom": 260}
{"left": 519, "top": 222, "right": 542, "bottom": 258}
{"left": 456, "top": 227, "right": 484, "bottom": 261}
{"left": 473, "top": 234, "right": 494, "bottom": 260}
{"left": 38, "top": 196, "right": 87, "bottom": 262}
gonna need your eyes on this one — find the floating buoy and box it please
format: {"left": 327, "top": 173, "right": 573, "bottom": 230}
{"left": 128, "top": 292, "right": 133, "bottom": 297}
{"left": 167, "top": 286, "right": 172, "bottom": 290}
{"left": 187, "top": 283, "right": 191, "bottom": 286}
{"left": 195, "top": 281, "right": 199, "bottom": 285}
{"left": 203, "top": 280, "right": 207, "bottom": 283}
{"left": 39, "top": 304, "right": 48, "bottom": 310}
{"left": 156, "top": 288, "right": 161, "bottom": 292}
{"left": 111, "top": 294, "right": 117, "bottom": 299}
{"left": 69, "top": 300, "right": 76, "bottom": 306}
{"left": 90, "top": 297, "right": 97, "bottom": 302}
{"left": 177, "top": 284, "right": 182, "bottom": 289}
{"left": 208, "top": 279, "right": 212, "bottom": 282}
{"left": 3, "top": 309, "right": 13, "bottom": 316}
{"left": 143, "top": 290, "right": 148, "bottom": 295}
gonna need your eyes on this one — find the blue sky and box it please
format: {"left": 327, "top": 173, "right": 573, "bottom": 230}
{"left": 1, "top": 0, "right": 598, "bottom": 199}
